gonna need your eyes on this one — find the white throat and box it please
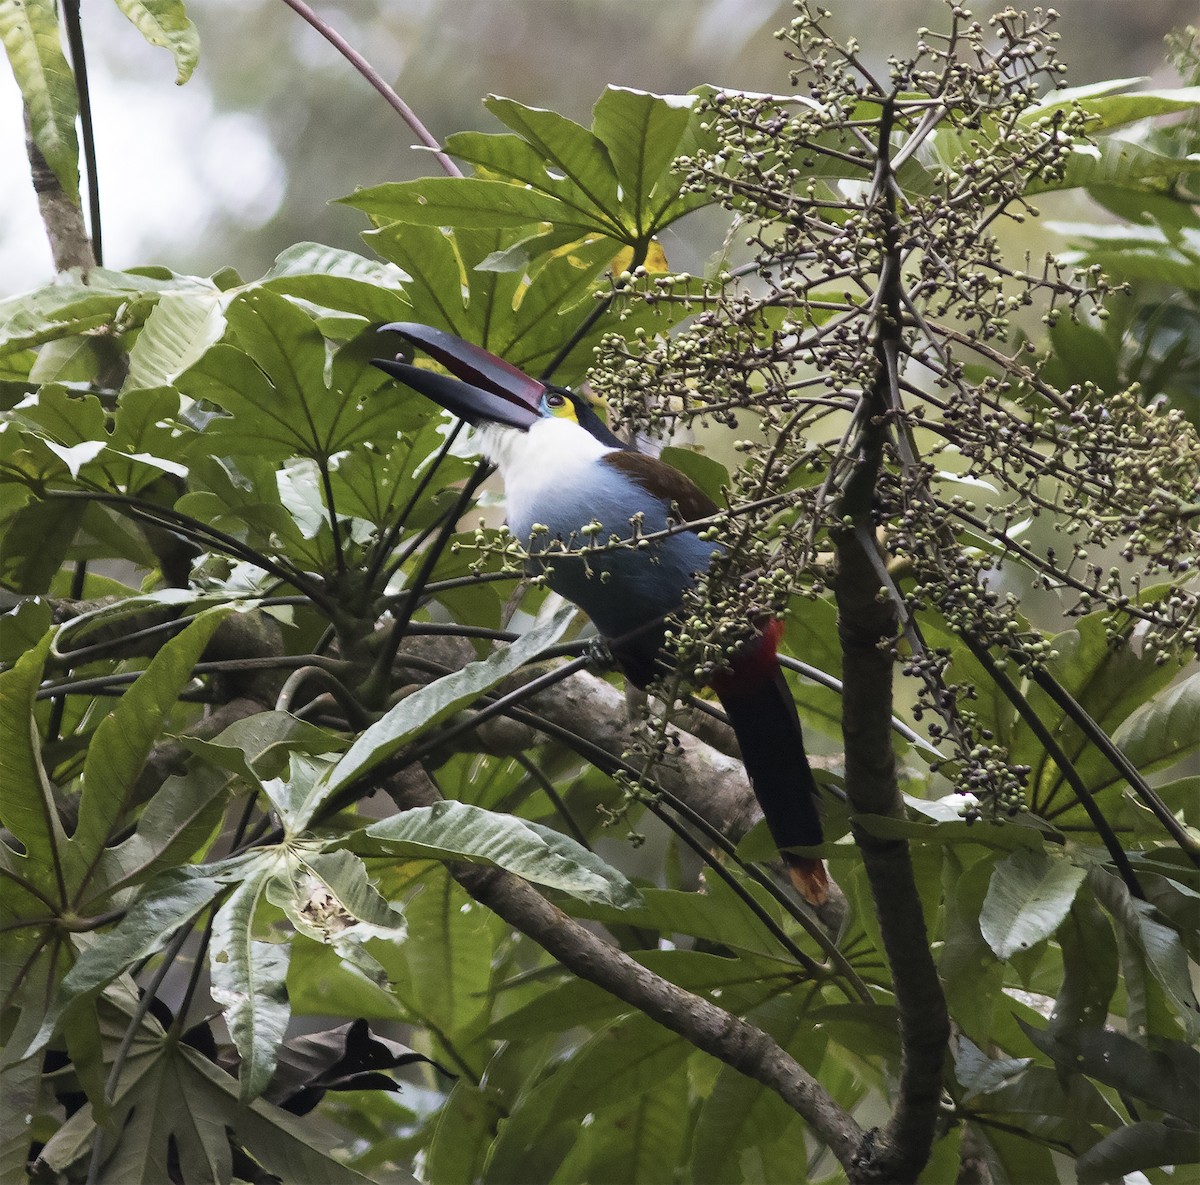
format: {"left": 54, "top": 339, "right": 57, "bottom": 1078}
{"left": 475, "top": 418, "right": 613, "bottom": 509}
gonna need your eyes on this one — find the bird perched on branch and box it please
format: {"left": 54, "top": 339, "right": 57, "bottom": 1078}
{"left": 373, "top": 324, "right": 828, "bottom": 905}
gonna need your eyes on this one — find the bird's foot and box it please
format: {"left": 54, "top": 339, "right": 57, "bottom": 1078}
{"left": 585, "top": 636, "right": 617, "bottom": 671}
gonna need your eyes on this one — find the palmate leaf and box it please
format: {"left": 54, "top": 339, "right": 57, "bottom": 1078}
{"left": 177, "top": 288, "right": 399, "bottom": 463}
{"left": 343, "top": 176, "right": 596, "bottom": 233}
{"left": 1075, "top": 1119, "right": 1200, "bottom": 1185}
{"left": 590, "top": 86, "right": 700, "bottom": 230}
{"left": 0, "top": 0, "right": 78, "bottom": 200}
{"left": 124, "top": 288, "right": 225, "bottom": 391}
{"left": 691, "top": 993, "right": 822, "bottom": 1185}
{"left": 1090, "top": 867, "right": 1200, "bottom": 1038}
{"left": 92, "top": 762, "right": 232, "bottom": 901}
{"left": 492, "top": 949, "right": 794, "bottom": 1041}
{"left": 557, "top": 1065, "right": 690, "bottom": 1185}
{"left": 1112, "top": 670, "right": 1200, "bottom": 778}
{"left": 261, "top": 241, "right": 412, "bottom": 325}
{"left": 485, "top": 1013, "right": 690, "bottom": 1184}
{"left": 1020, "top": 79, "right": 1200, "bottom": 132}
{"left": 372, "top": 869, "right": 502, "bottom": 1042}
{"left": 348, "top": 88, "right": 711, "bottom": 267}
{"left": 0, "top": 269, "right": 218, "bottom": 357}
{"left": 273, "top": 849, "right": 404, "bottom": 985}
{"left": 35, "top": 1030, "right": 383, "bottom": 1184}
{"left": 366, "top": 223, "right": 636, "bottom": 385}
{"left": 29, "top": 862, "right": 243, "bottom": 1057}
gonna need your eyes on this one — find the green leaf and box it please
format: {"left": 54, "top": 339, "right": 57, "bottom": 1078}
{"left": 557, "top": 1065, "right": 690, "bottom": 1185}
{"left": 124, "top": 287, "right": 225, "bottom": 390}
{"left": 1030, "top": 137, "right": 1200, "bottom": 196}
{"left": 179, "top": 289, "right": 401, "bottom": 463}
{"left": 0, "top": 596, "right": 52, "bottom": 663}
{"left": 0, "top": 0, "right": 79, "bottom": 199}
{"left": 485, "top": 1014, "right": 690, "bottom": 1185}
{"left": 425, "top": 1080, "right": 505, "bottom": 1185}
{"left": 71, "top": 607, "right": 233, "bottom": 877}
{"left": 34, "top": 865, "right": 233, "bottom": 1053}
{"left": 261, "top": 241, "right": 412, "bottom": 324}
{"left": 954, "top": 1036, "right": 1032, "bottom": 1104}
{"left": 1113, "top": 670, "right": 1200, "bottom": 777}
{"left": 591, "top": 87, "right": 697, "bottom": 230}
{"left": 485, "top": 96, "right": 623, "bottom": 223}
{"left": 93, "top": 762, "right": 231, "bottom": 899}
{"left": 324, "top": 605, "right": 575, "bottom": 797}
{"left": 210, "top": 858, "right": 292, "bottom": 1101}
{"left": 274, "top": 849, "right": 404, "bottom": 984}
{"left": 363, "top": 801, "right": 641, "bottom": 908}
{"left": 184, "top": 709, "right": 345, "bottom": 783}
{"left": 341, "top": 177, "right": 591, "bottom": 231}
{"left": 0, "top": 1049, "right": 41, "bottom": 1182}
{"left": 37, "top": 1035, "right": 384, "bottom": 1184}
{"left": 1050, "top": 895, "right": 1118, "bottom": 1036}
{"left": 979, "top": 848, "right": 1086, "bottom": 960}
{"left": 568, "top": 883, "right": 793, "bottom": 960}
{"left": 112, "top": 0, "right": 199, "bottom": 84}
{"left": 0, "top": 629, "right": 68, "bottom": 893}
{"left": 374, "top": 869, "right": 501, "bottom": 1042}
{"left": 1022, "top": 81, "right": 1200, "bottom": 131}
{"left": 1023, "top": 1021, "right": 1200, "bottom": 1122}
{"left": 1076, "top": 1119, "right": 1200, "bottom": 1185}
{"left": 940, "top": 851, "right": 1006, "bottom": 1044}
{"left": 691, "top": 993, "right": 817, "bottom": 1184}
{"left": 1091, "top": 867, "right": 1200, "bottom": 1037}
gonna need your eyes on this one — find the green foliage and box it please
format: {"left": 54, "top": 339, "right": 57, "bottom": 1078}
{"left": 1, "top": 5, "right": 1198, "bottom": 1185}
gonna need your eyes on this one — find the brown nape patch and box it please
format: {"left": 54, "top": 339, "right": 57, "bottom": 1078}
{"left": 602, "top": 451, "right": 720, "bottom": 524}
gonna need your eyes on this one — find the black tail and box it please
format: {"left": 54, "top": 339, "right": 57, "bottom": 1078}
{"left": 715, "top": 665, "right": 828, "bottom": 905}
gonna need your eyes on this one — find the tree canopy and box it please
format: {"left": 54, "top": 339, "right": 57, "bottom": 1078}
{"left": 1, "top": 3, "right": 1198, "bottom": 1183}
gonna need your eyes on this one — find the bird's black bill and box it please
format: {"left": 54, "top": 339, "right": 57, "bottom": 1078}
{"left": 371, "top": 358, "right": 540, "bottom": 429}
{"left": 373, "top": 323, "right": 545, "bottom": 430}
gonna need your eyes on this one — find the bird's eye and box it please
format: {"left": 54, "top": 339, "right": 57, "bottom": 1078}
{"left": 545, "top": 392, "right": 567, "bottom": 409}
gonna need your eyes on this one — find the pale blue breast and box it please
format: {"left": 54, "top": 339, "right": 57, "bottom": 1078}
{"left": 507, "top": 457, "right": 720, "bottom": 639}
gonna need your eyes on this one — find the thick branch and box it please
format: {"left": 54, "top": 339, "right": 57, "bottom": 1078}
{"left": 385, "top": 764, "right": 865, "bottom": 1166}
{"left": 24, "top": 106, "right": 93, "bottom": 273}
{"left": 832, "top": 98, "right": 950, "bottom": 1185}
{"left": 836, "top": 533, "right": 950, "bottom": 1185}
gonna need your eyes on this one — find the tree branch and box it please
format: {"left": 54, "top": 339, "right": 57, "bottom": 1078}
{"left": 384, "top": 764, "right": 865, "bottom": 1167}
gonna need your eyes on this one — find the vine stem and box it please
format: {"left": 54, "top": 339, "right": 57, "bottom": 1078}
{"left": 278, "top": 0, "right": 463, "bottom": 179}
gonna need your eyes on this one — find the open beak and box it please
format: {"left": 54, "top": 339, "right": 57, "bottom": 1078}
{"left": 373, "top": 323, "right": 545, "bottom": 430}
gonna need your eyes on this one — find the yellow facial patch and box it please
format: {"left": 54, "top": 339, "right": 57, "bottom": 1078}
{"left": 542, "top": 391, "right": 580, "bottom": 423}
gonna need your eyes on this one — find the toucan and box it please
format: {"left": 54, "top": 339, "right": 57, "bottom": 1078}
{"left": 373, "top": 324, "right": 828, "bottom": 905}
